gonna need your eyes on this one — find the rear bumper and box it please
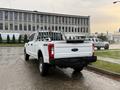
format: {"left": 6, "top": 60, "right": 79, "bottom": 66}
{"left": 50, "top": 56, "right": 97, "bottom": 68}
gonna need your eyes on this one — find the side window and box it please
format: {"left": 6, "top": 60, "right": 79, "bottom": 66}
{"left": 96, "top": 39, "right": 98, "bottom": 42}
{"left": 29, "top": 33, "right": 35, "bottom": 41}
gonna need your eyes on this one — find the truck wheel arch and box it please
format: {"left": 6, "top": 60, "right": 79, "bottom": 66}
{"left": 38, "top": 50, "right": 43, "bottom": 59}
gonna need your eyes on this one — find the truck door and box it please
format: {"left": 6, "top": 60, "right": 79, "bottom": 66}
{"left": 27, "top": 33, "right": 35, "bottom": 55}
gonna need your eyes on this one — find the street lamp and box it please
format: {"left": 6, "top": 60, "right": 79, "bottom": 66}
{"left": 113, "top": 1, "right": 120, "bottom": 4}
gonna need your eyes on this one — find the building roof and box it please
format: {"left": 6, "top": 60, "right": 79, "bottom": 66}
{"left": 0, "top": 8, "right": 89, "bottom": 18}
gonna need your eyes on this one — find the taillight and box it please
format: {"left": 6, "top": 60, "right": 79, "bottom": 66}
{"left": 48, "top": 43, "right": 54, "bottom": 60}
{"left": 92, "top": 43, "right": 95, "bottom": 56}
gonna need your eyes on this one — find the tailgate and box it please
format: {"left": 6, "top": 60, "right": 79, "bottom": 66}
{"left": 54, "top": 42, "right": 93, "bottom": 59}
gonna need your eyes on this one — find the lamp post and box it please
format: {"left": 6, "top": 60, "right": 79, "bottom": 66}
{"left": 113, "top": 1, "right": 120, "bottom": 4}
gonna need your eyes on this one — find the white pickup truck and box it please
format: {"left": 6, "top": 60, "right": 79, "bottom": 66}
{"left": 84, "top": 38, "right": 109, "bottom": 50}
{"left": 24, "top": 31, "right": 97, "bottom": 76}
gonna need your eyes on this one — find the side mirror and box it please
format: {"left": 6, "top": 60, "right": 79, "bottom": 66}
{"left": 27, "top": 39, "right": 29, "bottom": 42}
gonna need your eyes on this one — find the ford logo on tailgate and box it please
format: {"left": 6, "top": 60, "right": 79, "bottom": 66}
{"left": 71, "top": 48, "right": 78, "bottom": 52}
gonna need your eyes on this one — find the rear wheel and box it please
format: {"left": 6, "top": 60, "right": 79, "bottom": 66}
{"left": 97, "top": 47, "right": 101, "bottom": 50}
{"left": 39, "top": 57, "right": 49, "bottom": 76}
{"left": 104, "top": 44, "right": 109, "bottom": 50}
{"left": 24, "top": 49, "right": 29, "bottom": 61}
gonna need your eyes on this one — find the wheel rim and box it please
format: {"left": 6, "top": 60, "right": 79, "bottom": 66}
{"left": 39, "top": 61, "right": 43, "bottom": 73}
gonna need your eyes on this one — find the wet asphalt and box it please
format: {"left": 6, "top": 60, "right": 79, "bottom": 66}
{"left": 0, "top": 47, "right": 120, "bottom": 90}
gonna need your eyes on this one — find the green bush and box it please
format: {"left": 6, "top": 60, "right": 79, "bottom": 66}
{"left": 7, "top": 35, "right": 10, "bottom": 44}
{"left": 12, "top": 35, "right": 16, "bottom": 43}
{"left": 0, "top": 34, "right": 2, "bottom": 43}
{"left": 18, "top": 35, "right": 22, "bottom": 43}
{"left": 24, "top": 34, "right": 28, "bottom": 43}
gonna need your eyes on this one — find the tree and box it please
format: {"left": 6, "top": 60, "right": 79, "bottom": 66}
{"left": 97, "top": 34, "right": 108, "bottom": 41}
{"left": 0, "top": 34, "right": 2, "bottom": 43}
{"left": 12, "top": 35, "right": 16, "bottom": 43}
{"left": 24, "top": 34, "right": 28, "bottom": 43}
{"left": 18, "top": 35, "right": 22, "bottom": 43}
{"left": 7, "top": 35, "right": 10, "bottom": 43}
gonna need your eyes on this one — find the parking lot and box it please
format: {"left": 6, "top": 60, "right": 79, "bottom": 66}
{"left": 0, "top": 47, "right": 120, "bottom": 90}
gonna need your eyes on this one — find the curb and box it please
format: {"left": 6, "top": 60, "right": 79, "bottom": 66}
{"left": 86, "top": 65, "right": 120, "bottom": 78}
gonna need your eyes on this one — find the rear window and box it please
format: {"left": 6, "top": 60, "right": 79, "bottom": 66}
{"left": 38, "top": 32, "right": 63, "bottom": 41}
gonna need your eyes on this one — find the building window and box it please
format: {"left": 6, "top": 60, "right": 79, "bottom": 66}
{"left": 28, "top": 25, "right": 31, "bottom": 31}
{"left": 37, "top": 15, "right": 39, "bottom": 23}
{"left": 41, "top": 26, "right": 43, "bottom": 30}
{"left": 62, "top": 26, "right": 64, "bottom": 32}
{"left": 0, "top": 23, "right": 3, "bottom": 30}
{"left": 83, "top": 27, "right": 85, "bottom": 33}
{"left": 69, "top": 27, "right": 71, "bottom": 32}
{"left": 0, "top": 11, "right": 3, "bottom": 20}
{"left": 86, "top": 27, "right": 88, "bottom": 33}
{"left": 62, "top": 17, "right": 64, "bottom": 24}
{"left": 24, "top": 24, "right": 27, "bottom": 31}
{"left": 19, "top": 13, "right": 22, "bottom": 21}
{"left": 44, "top": 26, "right": 47, "bottom": 30}
{"left": 65, "top": 27, "right": 67, "bottom": 32}
{"left": 48, "top": 15, "right": 51, "bottom": 23}
{"left": 41, "top": 15, "right": 43, "bottom": 23}
{"left": 28, "top": 14, "right": 31, "bottom": 22}
{"left": 14, "top": 12, "right": 18, "bottom": 21}
{"left": 44, "top": 15, "right": 47, "bottom": 23}
{"left": 81, "top": 27, "right": 83, "bottom": 32}
{"left": 55, "top": 26, "right": 58, "bottom": 31}
{"left": 75, "top": 28, "right": 77, "bottom": 32}
{"left": 24, "top": 13, "right": 27, "bottom": 22}
{"left": 72, "top": 27, "right": 74, "bottom": 32}
{"left": 5, "top": 11, "right": 8, "bottom": 21}
{"left": 37, "top": 25, "right": 39, "bottom": 30}
{"left": 81, "top": 18, "right": 84, "bottom": 25}
{"left": 52, "top": 16, "right": 54, "bottom": 24}
{"left": 78, "top": 27, "right": 80, "bottom": 32}
{"left": 59, "top": 26, "right": 61, "bottom": 31}
{"left": 86, "top": 19, "right": 89, "bottom": 25}
{"left": 33, "top": 26, "right": 35, "bottom": 31}
{"left": 32, "top": 14, "right": 36, "bottom": 22}
{"left": 5, "top": 23, "right": 8, "bottom": 30}
{"left": 52, "top": 26, "right": 54, "bottom": 30}
{"left": 15, "top": 25, "right": 18, "bottom": 30}
{"left": 19, "top": 24, "right": 22, "bottom": 30}
{"left": 9, "top": 12, "right": 13, "bottom": 21}
{"left": 10, "top": 24, "right": 13, "bottom": 30}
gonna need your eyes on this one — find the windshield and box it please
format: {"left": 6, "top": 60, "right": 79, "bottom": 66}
{"left": 38, "top": 32, "right": 64, "bottom": 41}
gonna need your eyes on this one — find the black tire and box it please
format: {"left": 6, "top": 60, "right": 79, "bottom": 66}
{"left": 97, "top": 47, "right": 101, "bottom": 50}
{"left": 104, "top": 44, "right": 109, "bottom": 50}
{"left": 24, "top": 49, "right": 29, "bottom": 61}
{"left": 73, "top": 66, "right": 84, "bottom": 72}
{"left": 39, "top": 57, "right": 49, "bottom": 76}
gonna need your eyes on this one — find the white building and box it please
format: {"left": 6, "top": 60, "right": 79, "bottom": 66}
{"left": 0, "top": 8, "right": 90, "bottom": 39}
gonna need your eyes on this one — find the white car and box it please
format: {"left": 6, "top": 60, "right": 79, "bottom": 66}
{"left": 84, "top": 38, "right": 109, "bottom": 50}
{"left": 24, "top": 31, "right": 97, "bottom": 76}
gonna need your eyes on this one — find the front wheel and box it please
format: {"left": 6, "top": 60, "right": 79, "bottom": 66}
{"left": 39, "top": 57, "right": 49, "bottom": 76}
{"left": 24, "top": 49, "right": 29, "bottom": 61}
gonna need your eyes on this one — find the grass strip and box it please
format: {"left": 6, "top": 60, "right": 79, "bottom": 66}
{"left": 95, "top": 50, "right": 120, "bottom": 60}
{"left": 91, "top": 60, "right": 120, "bottom": 74}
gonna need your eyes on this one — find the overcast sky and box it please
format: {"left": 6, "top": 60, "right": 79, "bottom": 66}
{"left": 0, "top": 0, "right": 120, "bottom": 33}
